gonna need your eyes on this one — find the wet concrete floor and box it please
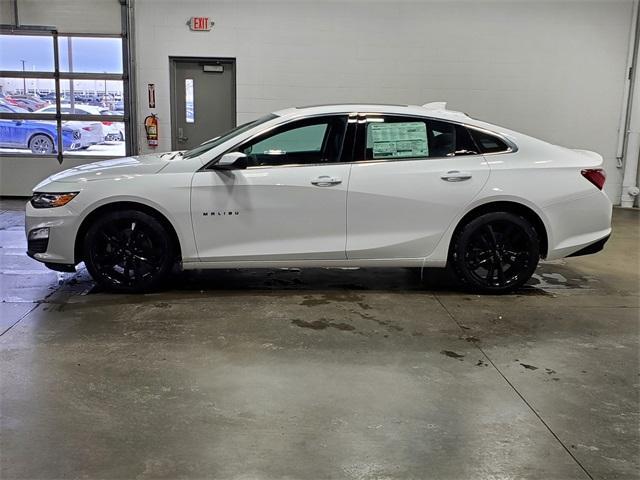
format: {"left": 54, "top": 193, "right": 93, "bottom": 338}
{"left": 1, "top": 198, "right": 638, "bottom": 479}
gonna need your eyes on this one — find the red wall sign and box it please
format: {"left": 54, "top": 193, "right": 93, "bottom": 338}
{"left": 188, "top": 17, "right": 212, "bottom": 31}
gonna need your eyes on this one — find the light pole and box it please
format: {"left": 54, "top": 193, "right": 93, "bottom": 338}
{"left": 20, "top": 60, "right": 26, "bottom": 94}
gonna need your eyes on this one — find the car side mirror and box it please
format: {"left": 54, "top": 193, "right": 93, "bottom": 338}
{"left": 214, "top": 152, "right": 248, "bottom": 170}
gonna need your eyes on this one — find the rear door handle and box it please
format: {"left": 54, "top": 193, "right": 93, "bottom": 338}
{"left": 311, "top": 175, "right": 342, "bottom": 187}
{"left": 441, "top": 170, "right": 472, "bottom": 182}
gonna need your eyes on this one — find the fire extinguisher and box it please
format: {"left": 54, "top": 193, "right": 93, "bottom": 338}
{"left": 144, "top": 114, "right": 158, "bottom": 147}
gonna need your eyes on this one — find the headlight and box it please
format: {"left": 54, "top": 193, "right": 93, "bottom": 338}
{"left": 30, "top": 192, "right": 79, "bottom": 209}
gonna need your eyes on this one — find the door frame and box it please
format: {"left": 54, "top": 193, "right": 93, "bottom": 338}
{"left": 169, "top": 56, "right": 237, "bottom": 151}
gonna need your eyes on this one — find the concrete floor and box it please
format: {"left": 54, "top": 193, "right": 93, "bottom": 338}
{"left": 1, "top": 198, "right": 638, "bottom": 480}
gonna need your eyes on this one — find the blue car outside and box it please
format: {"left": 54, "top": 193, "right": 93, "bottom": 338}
{"left": 0, "top": 103, "right": 82, "bottom": 154}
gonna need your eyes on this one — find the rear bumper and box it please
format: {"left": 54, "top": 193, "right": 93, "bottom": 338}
{"left": 566, "top": 233, "right": 610, "bottom": 257}
{"left": 543, "top": 190, "right": 612, "bottom": 260}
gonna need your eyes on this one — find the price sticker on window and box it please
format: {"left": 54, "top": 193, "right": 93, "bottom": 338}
{"left": 370, "top": 122, "right": 428, "bottom": 159}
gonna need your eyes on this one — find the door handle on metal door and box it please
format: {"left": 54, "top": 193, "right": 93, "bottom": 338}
{"left": 177, "top": 127, "right": 188, "bottom": 143}
{"left": 311, "top": 175, "right": 342, "bottom": 186}
{"left": 441, "top": 170, "right": 472, "bottom": 182}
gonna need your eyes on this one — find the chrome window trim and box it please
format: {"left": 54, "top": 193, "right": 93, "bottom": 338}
{"left": 198, "top": 111, "right": 517, "bottom": 172}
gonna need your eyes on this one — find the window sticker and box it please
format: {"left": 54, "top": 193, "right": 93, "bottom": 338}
{"left": 370, "top": 122, "right": 428, "bottom": 159}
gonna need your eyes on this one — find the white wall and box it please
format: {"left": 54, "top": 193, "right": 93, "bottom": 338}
{"left": 134, "top": 0, "right": 634, "bottom": 203}
{"left": 0, "top": 0, "right": 122, "bottom": 196}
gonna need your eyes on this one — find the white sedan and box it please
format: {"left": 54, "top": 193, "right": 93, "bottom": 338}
{"left": 25, "top": 103, "right": 612, "bottom": 293}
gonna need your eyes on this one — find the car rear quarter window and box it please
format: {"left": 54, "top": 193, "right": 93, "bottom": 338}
{"left": 468, "top": 128, "right": 510, "bottom": 154}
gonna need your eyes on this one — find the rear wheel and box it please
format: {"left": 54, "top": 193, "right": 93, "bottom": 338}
{"left": 83, "top": 210, "right": 174, "bottom": 293}
{"left": 29, "top": 134, "right": 54, "bottom": 154}
{"left": 451, "top": 212, "right": 539, "bottom": 293}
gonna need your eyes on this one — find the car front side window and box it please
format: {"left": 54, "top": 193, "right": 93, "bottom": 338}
{"left": 237, "top": 116, "right": 347, "bottom": 168}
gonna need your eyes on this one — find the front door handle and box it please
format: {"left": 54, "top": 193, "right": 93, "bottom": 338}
{"left": 311, "top": 175, "right": 342, "bottom": 187}
{"left": 441, "top": 170, "right": 472, "bottom": 182}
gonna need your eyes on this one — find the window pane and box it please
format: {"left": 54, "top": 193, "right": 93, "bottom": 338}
{"left": 366, "top": 121, "right": 428, "bottom": 159}
{"left": 0, "top": 35, "right": 54, "bottom": 71}
{"left": 0, "top": 77, "right": 57, "bottom": 112}
{"left": 468, "top": 128, "right": 509, "bottom": 154}
{"left": 240, "top": 117, "right": 346, "bottom": 167}
{"left": 59, "top": 79, "right": 124, "bottom": 112}
{"left": 427, "top": 120, "right": 455, "bottom": 157}
{"left": 248, "top": 124, "right": 327, "bottom": 155}
{"left": 185, "top": 79, "right": 194, "bottom": 123}
{"left": 56, "top": 79, "right": 126, "bottom": 157}
{"left": 58, "top": 36, "right": 123, "bottom": 74}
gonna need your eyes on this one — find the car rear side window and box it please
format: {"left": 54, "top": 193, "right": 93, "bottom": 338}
{"left": 468, "top": 128, "right": 510, "bottom": 154}
{"left": 363, "top": 116, "right": 479, "bottom": 160}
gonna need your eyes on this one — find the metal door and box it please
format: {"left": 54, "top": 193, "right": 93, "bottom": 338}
{"left": 170, "top": 58, "right": 236, "bottom": 150}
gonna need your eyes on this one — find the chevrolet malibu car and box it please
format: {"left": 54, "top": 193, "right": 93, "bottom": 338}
{"left": 25, "top": 103, "right": 612, "bottom": 293}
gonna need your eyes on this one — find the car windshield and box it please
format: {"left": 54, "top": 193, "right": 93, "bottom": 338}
{"left": 182, "top": 113, "right": 277, "bottom": 159}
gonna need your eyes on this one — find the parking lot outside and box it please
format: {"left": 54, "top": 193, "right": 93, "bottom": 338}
{"left": 1, "top": 198, "right": 638, "bottom": 479}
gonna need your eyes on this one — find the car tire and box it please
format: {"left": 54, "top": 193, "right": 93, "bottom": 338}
{"left": 83, "top": 210, "right": 175, "bottom": 293}
{"left": 451, "top": 212, "right": 540, "bottom": 293}
{"left": 29, "top": 134, "right": 54, "bottom": 154}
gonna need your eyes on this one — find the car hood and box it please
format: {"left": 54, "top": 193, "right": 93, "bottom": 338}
{"left": 34, "top": 153, "right": 172, "bottom": 189}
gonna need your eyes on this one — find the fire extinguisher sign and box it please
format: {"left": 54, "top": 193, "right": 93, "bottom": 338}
{"left": 148, "top": 84, "right": 156, "bottom": 109}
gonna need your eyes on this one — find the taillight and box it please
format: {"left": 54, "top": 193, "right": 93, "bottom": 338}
{"left": 102, "top": 121, "right": 113, "bottom": 126}
{"left": 581, "top": 169, "right": 606, "bottom": 190}
{"left": 82, "top": 126, "right": 93, "bottom": 131}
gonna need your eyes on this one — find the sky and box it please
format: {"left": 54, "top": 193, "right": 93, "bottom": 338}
{"left": 0, "top": 35, "right": 123, "bottom": 73}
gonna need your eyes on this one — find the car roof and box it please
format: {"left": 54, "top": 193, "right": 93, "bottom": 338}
{"left": 273, "top": 101, "right": 475, "bottom": 124}
{"left": 272, "top": 102, "right": 521, "bottom": 138}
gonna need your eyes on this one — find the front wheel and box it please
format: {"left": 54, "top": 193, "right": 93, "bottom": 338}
{"left": 83, "top": 210, "right": 174, "bottom": 293}
{"left": 451, "top": 212, "right": 540, "bottom": 293}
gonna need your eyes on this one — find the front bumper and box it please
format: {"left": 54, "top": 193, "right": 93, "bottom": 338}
{"left": 25, "top": 200, "right": 82, "bottom": 266}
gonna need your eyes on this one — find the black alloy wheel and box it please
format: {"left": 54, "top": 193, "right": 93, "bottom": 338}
{"left": 83, "top": 210, "right": 174, "bottom": 293}
{"left": 452, "top": 212, "right": 540, "bottom": 293}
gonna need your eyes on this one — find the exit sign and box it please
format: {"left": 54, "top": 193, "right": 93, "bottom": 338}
{"left": 188, "top": 17, "right": 213, "bottom": 31}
